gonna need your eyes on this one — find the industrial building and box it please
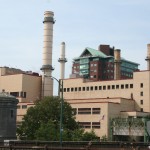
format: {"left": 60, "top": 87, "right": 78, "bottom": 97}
{"left": 0, "top": 67, "right": 41, "bottom": 124}
{"left": 1, "top": 10, "right": 150, "bottom": 141}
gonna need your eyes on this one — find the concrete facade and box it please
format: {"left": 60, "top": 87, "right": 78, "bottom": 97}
{"left": 0, "top": 67, "right": 42, "bottom": 124}
{"left": 63, "top": 70, "right": 150, "bottom": 139}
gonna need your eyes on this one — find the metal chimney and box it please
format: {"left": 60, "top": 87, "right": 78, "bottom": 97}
{"left": 58, "top": 42, "right": 67, "bottom": 79}
{"left": 41, "top": 11, "right": 55, "bottom": 97}
{"left": 114, "top": 49, "right": 121, "bottom": 80}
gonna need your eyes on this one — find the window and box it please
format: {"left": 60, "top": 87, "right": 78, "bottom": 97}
{"left": 121, "top": 84, "right": 124, "bottom": 89}
{"left": 140, "top": 83, "right": 143, "bottom": 88}
{"left": 99, "top": 86, "right": 102, "bottom": 90}
{"left": 140, "top": 92, "right": 143, "bottom": 96}
{"left": 92, "top": 108, "right": 101, "bottom": 114}
{"left": 23, "top": 92, "right": 26, "bottom": 98}
{"left": 94, "top": 75, "right": 97, "bottom": 78}
{"left": 103, "top": 86, "right": 106, "bottom": 90}
{"left": 10, "top": 110, "right": 14, "bottom": 118}
{"left": 130, "top": 84, "right": 133, "bottom": 88}
{"left": 107, "top": 85, "right": 110, "bottom": 90}
{"left": 125, "top": 84, "right": 128, "bottom": 89}
{"left": 22, "top": 105, "right": 27, "bottom": 109}
{"left": 78, "top": 108, "right": 91, "bottom": 114}
{"left": 86, "top": 87, "right": 89, "bottom": 91}
{"left": 140, "top": 100, "right": 143, "bottom": 105}
{"left": 79, "top": 122, "right": 91, "bottom": 128}
{"left": 10, "top": 92, "right": 19, "bottom": 97}
{"left": 78, "top": 87, "right": 81, "bottom": 91}
{"left": 94, "top": 64, "right": 97, "bottom": 66}
{"left": 82, "top": 87, "right": 85, "bottom": 91}
{"left": 20, "top": 91, "right": 23, "bottom": 97}
{"left": 71, "top": 88, "right": 74, "bottom": 92}
{"left": 64, "top": 88, "right": 66, "bottom": 92}
{"left": 92, "top": 122, "right": 100, "bottom": 129}
{"left": 67, "top": 88, "right": 70, "bottom": 92}
{"left": 112, "top": 85, "right": 115, "bottom": 89}
{"left": 75, "top": 87, "right": 77, "bottom": 91}
{"left": 141, "top": 108, "right": 143, "bottom": 112}
{"left": 90, "top": 86, "right": 93, "bottom": 91}
{"left": 17, "top": 105, "right": 20, "bottom": 109}
{"left": 116, "top": 85, "right": 119, "bottom": 89}
{"left": 95, "top": 86, "right": 98, "bottom": 90}
{"left": 20, "top": 92, "right": 26, "bottom": 98}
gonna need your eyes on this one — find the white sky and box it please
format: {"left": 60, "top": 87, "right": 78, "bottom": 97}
{"left": 0, "top": 0, "right": 150, "bottom": 95}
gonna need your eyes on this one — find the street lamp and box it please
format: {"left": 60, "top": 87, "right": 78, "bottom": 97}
{"left": 44, "top": 75, "right": 63, "bottom": 146}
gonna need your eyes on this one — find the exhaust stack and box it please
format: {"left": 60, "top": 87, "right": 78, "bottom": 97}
{"left": 58, "top": 42, "right": 67, "bottom": 79}
{"left": 114, "top": 49, "right": 121, "bottom": 80}
{"left": 41, "top": 11, "right": 55, "bottom": 97}
{"left": 145, "top": 44, "right": 150, "bottom": 70}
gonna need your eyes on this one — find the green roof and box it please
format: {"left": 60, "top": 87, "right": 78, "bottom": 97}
{"left": 79, "top": 47, "right": 107, "bottom": 58}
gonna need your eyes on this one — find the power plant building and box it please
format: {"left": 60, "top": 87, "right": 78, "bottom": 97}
{"left": 63, "top": 44, "right": 150, "bottom": 141}
{"left": 1, "top": 10, "right": 150, "bottom": 141}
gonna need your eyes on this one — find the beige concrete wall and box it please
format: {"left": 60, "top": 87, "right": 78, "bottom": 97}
{"left": 63, "top": 78, "right": 134, "bottom": 100}
{"left": 0, "top": 74, "right": 42, "bottom": 103}
{"left": 0, "top": 73, "right": 42, "bottom": 123}
{"left": 21, "top": 74, "right": 42, "bottom": 102}
{"left": 63, "top": 71, "right": 150, "bottom": 112}
{"left": 69, "top": 101, "right": 109, "bottom": 138}
{"left": 133, "top": 71, "right": 150, "bottom": 112}
{"left": 63, "top": 70, "right": 150, "bottom": 138}
{"left": 67, "top": 97, "right": 135, "bottom": 138}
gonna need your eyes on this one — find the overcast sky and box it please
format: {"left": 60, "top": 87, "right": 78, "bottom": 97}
{"left": 0, "top": 0, "right": 150, "bottom": 94}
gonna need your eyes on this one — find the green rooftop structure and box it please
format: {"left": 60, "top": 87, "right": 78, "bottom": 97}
{"left": 71, "top": 45, "right": 139, "bottom": 81}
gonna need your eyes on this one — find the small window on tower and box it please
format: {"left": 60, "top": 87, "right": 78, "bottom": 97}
{"left": 140, "top": 83, "right": 143, "bottom": 88}
{"left": 140, "top": 100, "right": 143, "bottom": 105}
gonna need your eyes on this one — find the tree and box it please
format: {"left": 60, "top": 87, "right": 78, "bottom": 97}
{"left": 17, "top": 96, "right": 98, "bottom": 141}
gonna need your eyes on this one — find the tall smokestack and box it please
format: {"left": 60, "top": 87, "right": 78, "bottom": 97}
{"left": 114, "top": 49, "right": 121, "bottom": 80}
{"left": 41, "top": 11, "right": 55, "bottom": 97}
{"left": 58, "top": 42, "right": 67, "bottom": 79}
{"left": 145, "top": 44, "right": 150, "bottom": 70}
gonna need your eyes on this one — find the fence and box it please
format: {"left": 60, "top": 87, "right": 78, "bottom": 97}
{"left": 0, "top": 141, "right": 150, "bottom": 150}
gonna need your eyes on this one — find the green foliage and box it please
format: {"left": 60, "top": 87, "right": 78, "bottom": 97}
{"left": 101, "top": 135, "right": 108, "bottom": 141}
{"left": 17, "top": 96, "right": 99, "bottom": 141}
{"left": 82, "top": 130, "right": 99, "bottom": 141}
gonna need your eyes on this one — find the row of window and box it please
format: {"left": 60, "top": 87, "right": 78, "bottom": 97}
{"left": 73, "top": 108, "right": 101, "bottom": 115}
{"left": 64, "top": 84, "right": 134, "bottom": 92}
{"left": 79, "top": 122, "right": 100, "bottom": 129}
{"left": 17, "top": 105, "right": 27, "bottom": 109}
{"left": 64, "top": 83, "right": 144, "bottom": 93}
{"left": 10, "top": 91, "right": 27, "bottom": 98}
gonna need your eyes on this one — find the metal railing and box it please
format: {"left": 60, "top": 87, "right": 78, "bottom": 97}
{"left": 0, "top": 141, "right": 150, "bottom": 150}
